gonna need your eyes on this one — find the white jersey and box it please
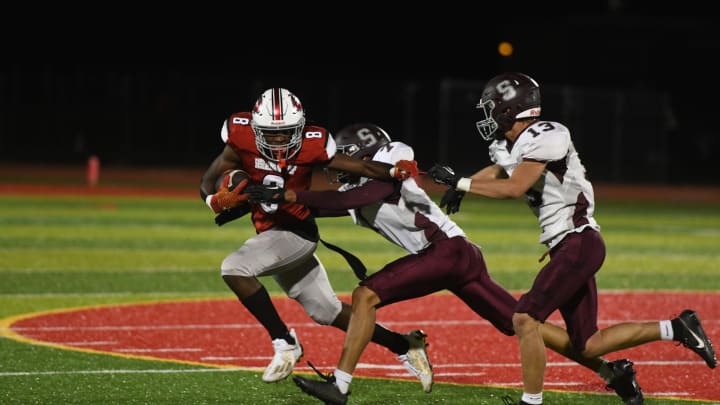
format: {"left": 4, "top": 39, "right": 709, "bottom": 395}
{"left": 340, "top": 141, "right": 466, "bottom": 254}
{"left": 489, "top": 120, "right": 599, "bottom": 248}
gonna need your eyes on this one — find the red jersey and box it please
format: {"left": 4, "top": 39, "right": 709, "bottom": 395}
{"left": 221, "top": 112, "right": 336, "bottom": 237}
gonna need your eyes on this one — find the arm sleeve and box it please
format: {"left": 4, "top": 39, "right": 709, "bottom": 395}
{"left": 295, "top": 180, "right": 396, "bottom": 210}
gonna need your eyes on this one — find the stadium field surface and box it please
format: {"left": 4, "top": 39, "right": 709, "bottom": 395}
{"left": 1, "top": 166, "right": 718, "bottom": 404}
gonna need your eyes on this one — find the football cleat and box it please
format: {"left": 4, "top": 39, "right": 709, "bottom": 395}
{"left": 262, "top": 328, "right": 303, "bottom": 382}
{"left": 398, "top": 329, "right": 433, "bottom": 393}
{"left": 674, "top": 310, "right": 717, "bottom": 369}
{"left": 293, "top": 363, "right": 349, "bottom": 405}
{"left": 606, "top": 359, "right": 644, "bottom": 404}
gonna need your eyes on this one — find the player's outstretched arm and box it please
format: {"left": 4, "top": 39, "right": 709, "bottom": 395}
{"left": 429, "top": 162, "right": 542, "bottom": 200}
{"left": 328, "top": 153, "right": 418, "bottom": 181}
{"left": 247, "top": 181, "right": 395, "bottom": 212}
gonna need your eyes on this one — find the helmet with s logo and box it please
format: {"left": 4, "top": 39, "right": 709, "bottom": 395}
{"left": 327, "top": 123, "right": 391, "bottom": 184}
{"left": 476, "top": 72, "right": 541, "bottom": 140}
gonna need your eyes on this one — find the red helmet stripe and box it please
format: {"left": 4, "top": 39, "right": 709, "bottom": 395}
{"left": 272, "top": 88, "right": 282, "bottom": 120}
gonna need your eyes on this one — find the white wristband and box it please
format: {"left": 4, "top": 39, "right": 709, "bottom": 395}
{"left": 388, "top": 167, "right": 397, "bottom": 178}
{"left": 456, "top": 177, "right": 472, "bottom": 192}
{"left": 205, "top": 194, "right": 215, "bottom": 210}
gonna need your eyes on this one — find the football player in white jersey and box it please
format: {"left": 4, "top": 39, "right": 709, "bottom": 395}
{"left": 249, "top": 123, "right": 651, "bottom": 405}
{"left": 429, "top": 72, "right": 716, "bottom": 405}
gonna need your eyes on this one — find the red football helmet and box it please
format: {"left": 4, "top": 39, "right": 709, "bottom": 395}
{"left": 476, "top": 72, "right": 541, "bottom": 140}
{"left": 251, "top": 88, "right": 306, "bottom": 162}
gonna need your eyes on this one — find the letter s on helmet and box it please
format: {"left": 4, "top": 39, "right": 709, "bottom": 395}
{"left": 251, "top": 88, "right": 306, "bottom": 161}
{"left": 476, "top": 72, "right": 541, "bottom": 141}
{"left": 328, "top": 123, "right": 392, "bottom": 184}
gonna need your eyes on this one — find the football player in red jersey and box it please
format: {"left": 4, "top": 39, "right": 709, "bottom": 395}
{"left": 198, "top": 88, "right": 422, "bottom": 384}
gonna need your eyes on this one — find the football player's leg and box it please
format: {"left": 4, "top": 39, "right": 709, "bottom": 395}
{"left": 275, "top": 252, "right": 343, "bottom": 326}
{"left": 510, "top": 233, "right": 594, "bottom": 398}
{"left": 540, "top": 322, "right": 602, "bottom": 370}
{"left": 551, "top": 232, "right": 644, "bottom": 403}
{"left": 538, "top": 320, "right": 644, "bottom": 404}
{"left": 222, "top": 230, "right": 310, "bottom": 339}
{"left": 532, "top": 232, "right": 642, "bottom": 404}
{"left": 331, "top": 301, "right": 410, "bottom": 357}
{"left": 277, "top": 252, "right": 413, "bottom": 358}
{"left": 277, "top": 251, "right": 436, "bottom": 385}
{"left": 358, "top": 242, "right": 469, "bottom": 392}
{"left": 336, "top": 285, "right": 382, "bottom": 374}
{"left": 555, "top": 231, "right": 657, "bottom": 359}
{"left": 450, "top": 241, "right": 516, "bottom": 336}
{"left": 223, "top": 230, "right": 316, "bottom": 382}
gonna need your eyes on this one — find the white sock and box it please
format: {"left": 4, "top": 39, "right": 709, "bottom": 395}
{"left": 597, "top": 360, "right": 614, "bottom": 383}
{"left": 660, "top": 320, "right": 674, "bottom": 340}
{"left": 333, "top": 369, "right": 352, "bottom": 394}
{"left": 521, "top": 392, "right": 543, "bottom": 404}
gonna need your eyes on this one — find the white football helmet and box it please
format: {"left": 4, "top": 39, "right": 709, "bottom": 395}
{"left": 251, "top": 88, "right": 306, "bottom": 162}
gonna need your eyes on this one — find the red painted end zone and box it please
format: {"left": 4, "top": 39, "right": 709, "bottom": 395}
{"left": 10, "top": 292, "right": 720, "bottom": 402}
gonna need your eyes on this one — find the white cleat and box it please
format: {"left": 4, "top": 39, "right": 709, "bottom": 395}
{"left": 398, "top": 329, "right": 433, "bottom": 393}
{"left": 262, "top": 328, "right": 303, "bottom": 382}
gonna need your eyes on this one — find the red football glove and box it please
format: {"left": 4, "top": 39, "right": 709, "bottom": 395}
{"left": 390, "top": 160, "right": 419, "bottom": 180}
{"left": 209, "top": 178, "right": 249, "bottom": 214}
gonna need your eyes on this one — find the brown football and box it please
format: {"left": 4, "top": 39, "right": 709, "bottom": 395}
{"left": 215, "top": 169, "right": 251, "bottom": 192}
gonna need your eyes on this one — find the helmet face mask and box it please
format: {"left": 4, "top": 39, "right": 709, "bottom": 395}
{"left": 476, "top": 72, "right": 541, "bottom": 141}
{"left": 251, "top": 88, "right": 305, "bottom": 162}
{"left": 475, "top": 99, "right": 499, "bottom": 140}
{"left": 325, "top": 123, "right": 391, "bottom": 184}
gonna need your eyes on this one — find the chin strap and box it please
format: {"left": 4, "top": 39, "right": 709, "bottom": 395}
{"left": 320, "top": 238, "right": 367, "bottom": 280}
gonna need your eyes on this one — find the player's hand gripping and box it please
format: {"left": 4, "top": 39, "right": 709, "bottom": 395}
{"left": 208, "top": 175, "right": 249, "bottom": 214}
{"left": 428, "top": 164, "right": 460, "bottom": 187}
{"left": 245, "top": 184, "right": 286, "bottom": 204}
{"left": 440, "top": 189, "right": 465, "bottom": 215}
{"left": 390, "top": 159, "right": 419, "bottom": 180}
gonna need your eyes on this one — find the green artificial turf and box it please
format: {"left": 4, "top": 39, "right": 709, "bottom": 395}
{"left": 1, "top": 193, "right": 718, "bottom": 404}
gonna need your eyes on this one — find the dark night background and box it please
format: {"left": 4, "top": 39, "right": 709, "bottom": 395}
{"left": 2, "top": 7, "right": 718, "bottom": 185}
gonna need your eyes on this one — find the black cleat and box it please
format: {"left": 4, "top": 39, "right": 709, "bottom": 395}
{"left": 675, "top": 309, "right": 717, "bottom": 369}
{"left": 606, "top": 359, "right": 644, "bottom": 404}
{"left": 501, "top": 396, "right": 533, "bottom": 405}
{"left": 293, "top": 376, "right": 348, "bottom": 405}
{"left": 292, "top": 362, "right": 348, "bottom": 405}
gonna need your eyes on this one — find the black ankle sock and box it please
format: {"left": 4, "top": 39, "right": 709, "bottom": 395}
{"left": 283, "top": 332, "right": 296, "bottom": 345}
{"left": 371, "top": 325, "right": 408, "bottom": 354}
{"left": 241, "top": 286, "right": 293, "bottom": 343}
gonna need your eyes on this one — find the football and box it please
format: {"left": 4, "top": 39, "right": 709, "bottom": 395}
{"left": 215, "top": 169, "right": 251, "bottom": 193}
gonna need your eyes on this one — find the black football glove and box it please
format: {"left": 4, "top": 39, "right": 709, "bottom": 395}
{"left": 428, "top": 164, "right": 460, "bottom": 188}
{"left": 214, "top": 204, "right": 251, "bottom": 226}
{"left": 245, "top": 184, "right": 286, "bottom": 204}
{"left": 440, "top": 189, "right": 465, "bottom": 215}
